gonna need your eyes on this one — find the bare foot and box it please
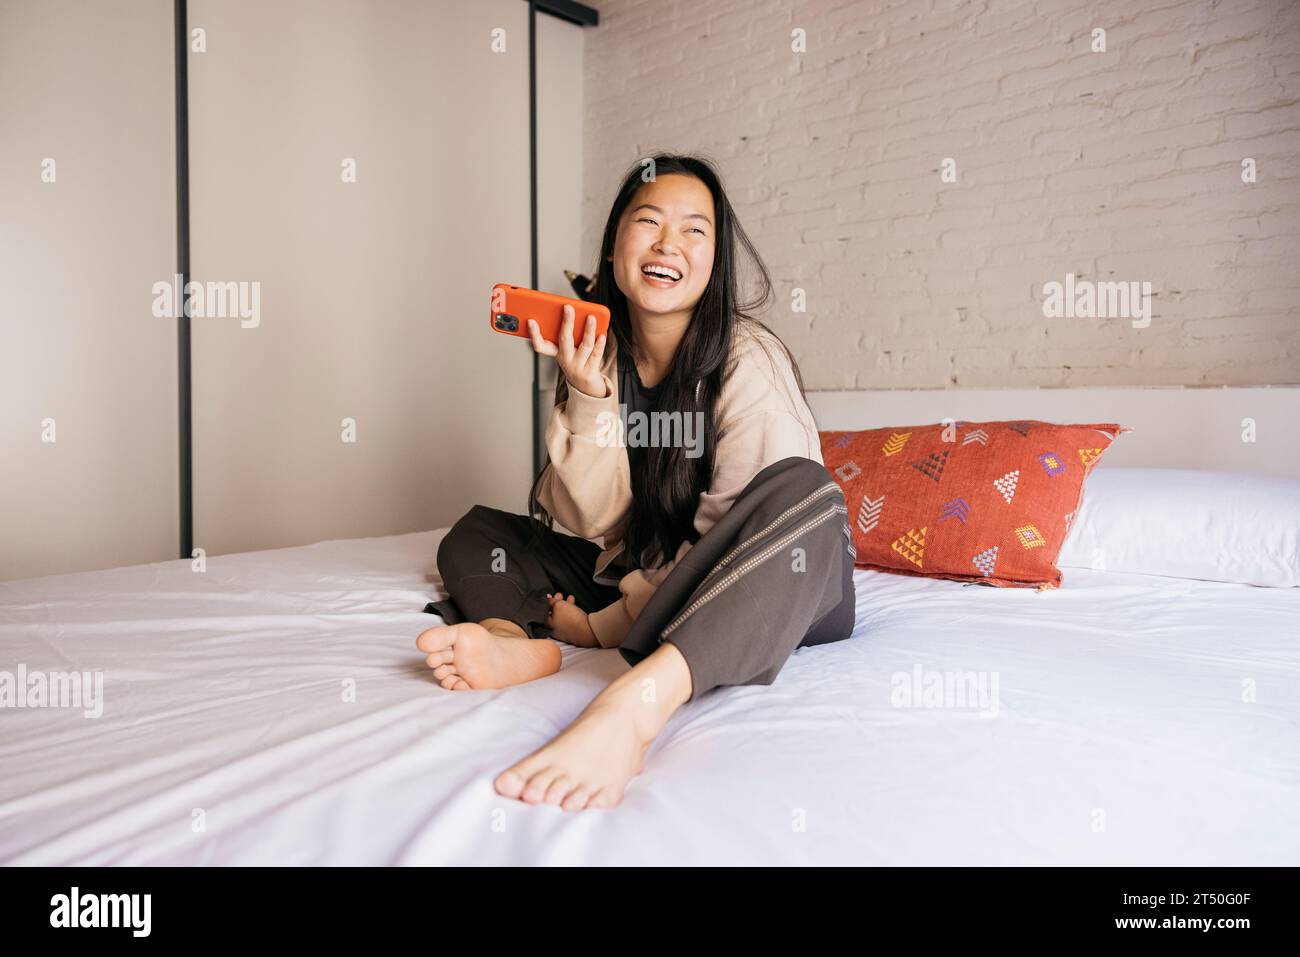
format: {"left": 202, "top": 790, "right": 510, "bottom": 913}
{"left": 416, "top": 621, "right": 560, "bottom": 690}
{"left": 493, "top": 642, "right": 693, "bottom": 811}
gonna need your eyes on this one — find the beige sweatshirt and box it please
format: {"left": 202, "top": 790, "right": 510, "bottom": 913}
{"left": 536, "top": 321, "right": 825, "bottom": 649}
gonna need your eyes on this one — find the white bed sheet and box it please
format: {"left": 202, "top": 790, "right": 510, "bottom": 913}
{"left": 1, "top": 529, "right": 1297, "bottom": 866}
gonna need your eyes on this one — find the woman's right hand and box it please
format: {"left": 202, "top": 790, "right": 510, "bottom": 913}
{"left": 545, "top": 592, "right": 600, "bottom": 648}
{"left": 527, "top": 304, "right": 609, "bottom": 399}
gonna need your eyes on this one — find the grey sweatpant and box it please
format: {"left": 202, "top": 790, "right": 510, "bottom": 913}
{"left": 426, "top": 456, "right": 857, "bottom": 702}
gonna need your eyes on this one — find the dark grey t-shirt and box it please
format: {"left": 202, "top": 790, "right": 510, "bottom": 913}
{"left": 617, "top": 348, "right": 662, "bottom": 443}
{"left": 613, "top": 348, "right": 661, "bottom": 574}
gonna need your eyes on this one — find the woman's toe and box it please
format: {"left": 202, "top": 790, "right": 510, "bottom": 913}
{"left": 588, "top": 787, "right": 622, "bottom": 810}
{"left": 542, "top": 775, "right": 575, "bottom": 806}
{"left": 415, "top": 626, "right": 454, "bottom": 654}
{"left": 494, "top": 768, "right": 526, "bottom": 798}
{"left": 561, "top": 787, "right": 593, "bottom": 812}
{"left": 495, "top": 755, "right": 543, "bottom": 799}
{"left": 521, "top": 767, "right": 560, "bottom": 804}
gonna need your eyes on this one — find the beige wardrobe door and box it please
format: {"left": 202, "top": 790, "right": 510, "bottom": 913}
{"left": 0, "top": 0, "right": 178, "bottom": 581}
{"left": 188, "top": 0, "right": 532, "bottom": 556}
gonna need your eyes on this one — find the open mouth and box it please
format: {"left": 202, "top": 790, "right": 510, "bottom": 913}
{"left": 641, "top": 265, "right": 682, "bottom": 285}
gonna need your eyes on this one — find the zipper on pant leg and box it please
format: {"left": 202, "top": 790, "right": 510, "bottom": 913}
{"left": 842, "top": 515, "right": 857, "bottom": 560}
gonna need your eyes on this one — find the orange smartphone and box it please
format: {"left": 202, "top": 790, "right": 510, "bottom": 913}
{"left": 490, "top": 283, "right": 610, "bottom": 349}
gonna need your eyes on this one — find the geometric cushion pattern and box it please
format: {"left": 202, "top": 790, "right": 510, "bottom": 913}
{"left": 820, "top": 421, "right": 1128, "bottom": 589}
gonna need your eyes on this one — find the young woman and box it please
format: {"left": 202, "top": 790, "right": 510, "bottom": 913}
{"left": 418, "top": 154, "right": 857, "bottom": 812}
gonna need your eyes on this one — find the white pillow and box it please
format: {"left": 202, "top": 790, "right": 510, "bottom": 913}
{"left": 1057, "top": 468, "right": 1300, "bottom": 587}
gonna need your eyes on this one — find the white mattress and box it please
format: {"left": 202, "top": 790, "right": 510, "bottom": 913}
{"left": 1, "top": 529, "right": 1297, "bottom": 865}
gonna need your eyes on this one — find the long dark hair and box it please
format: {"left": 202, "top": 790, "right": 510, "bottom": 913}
{"left": 526, "top": 153, "right": 810, "bottom": 571}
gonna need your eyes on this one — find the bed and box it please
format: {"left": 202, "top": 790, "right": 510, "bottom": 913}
{"left": 3, "top": 386, "right": 1298, "bottom": 865}
{"left": 1, "top": 521, "right": 1296, "bottom": 865}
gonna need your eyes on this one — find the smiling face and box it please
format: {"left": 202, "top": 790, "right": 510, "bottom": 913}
{"left": 608, "top": 173, "right": 716, "bottom": 322}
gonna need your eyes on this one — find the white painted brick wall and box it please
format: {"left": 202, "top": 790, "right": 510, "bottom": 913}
{"left": 581, "top": 0, "right": 1300, "bottom": 387}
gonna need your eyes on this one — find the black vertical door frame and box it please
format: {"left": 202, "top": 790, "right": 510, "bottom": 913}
{"left": 172, "top": 0, "right": 598, "bottom": 557}
{"left": 174, "top": 0, "right": 192, "bottom": 559}
{"left": 529, "top": 2, "right": 539, "bottom": 478}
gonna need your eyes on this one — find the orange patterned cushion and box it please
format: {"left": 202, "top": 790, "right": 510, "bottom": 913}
{"left": 819, "top": 421, "right": 1128, "bottom": 589}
